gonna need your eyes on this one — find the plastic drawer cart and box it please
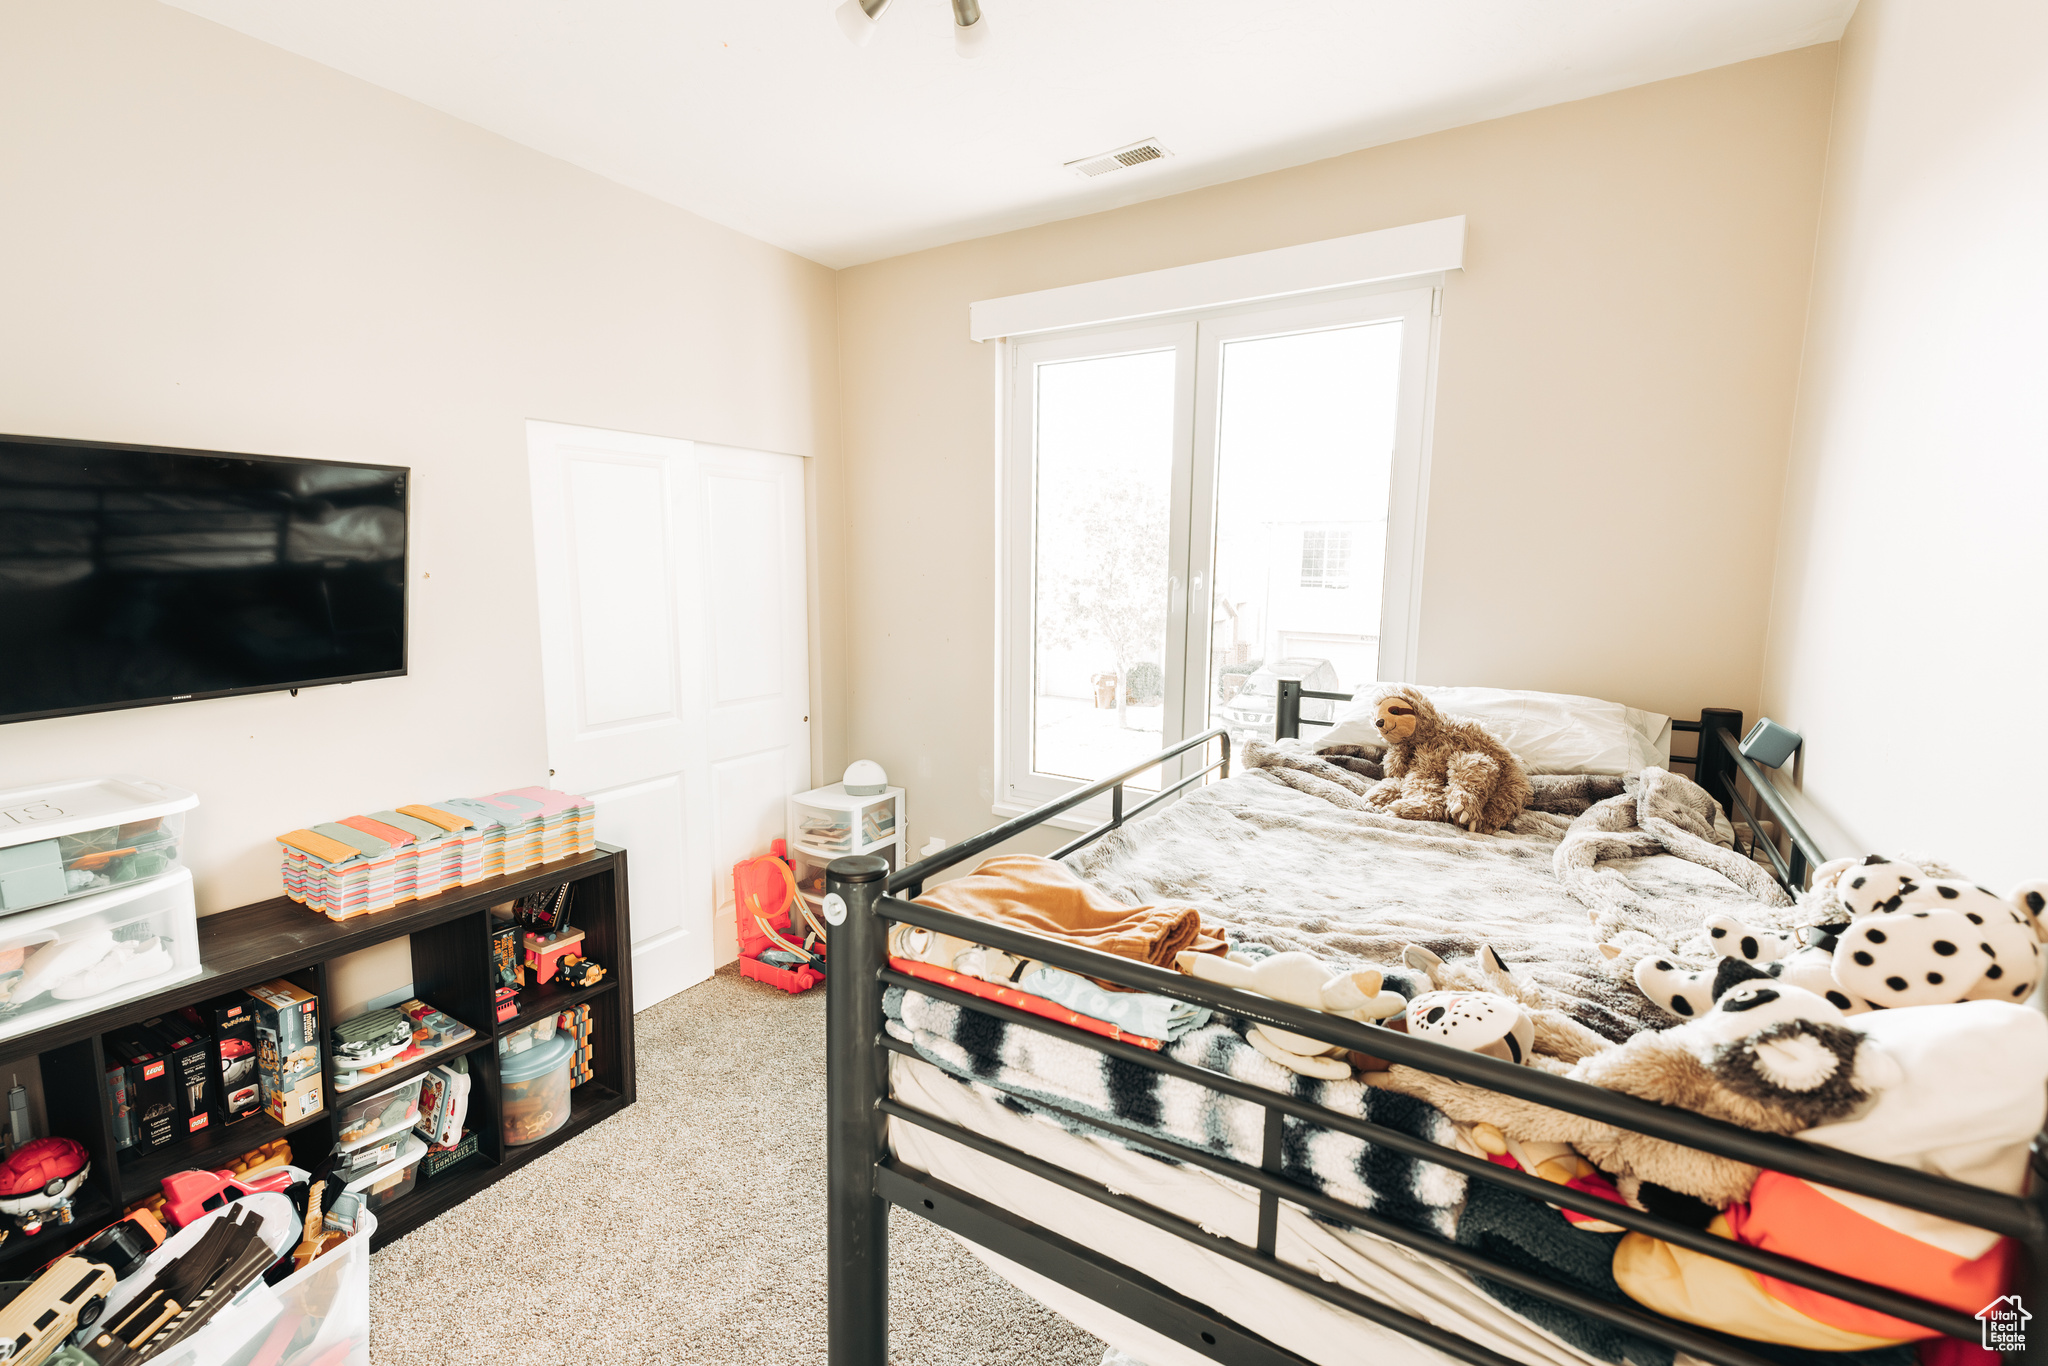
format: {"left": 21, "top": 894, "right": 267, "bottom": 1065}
{"left": 0, "top": 868, "right": 201, "bottom": 1044}
{"left": 785, "top": 781, "right": 904, "bottom": 922}
{"left": 0, "top": 777, "right": 195, "bottom": 916}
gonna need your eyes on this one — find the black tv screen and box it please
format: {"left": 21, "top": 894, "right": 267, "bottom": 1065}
{"left": 0, "top": 434, "right": 408, "bottom": 724}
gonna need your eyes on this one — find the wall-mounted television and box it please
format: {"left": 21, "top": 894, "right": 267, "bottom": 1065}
{"left": 0, "top": 434, "right": 408, "bottom": 725}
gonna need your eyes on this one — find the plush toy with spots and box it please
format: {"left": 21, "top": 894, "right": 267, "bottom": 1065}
{"left": 1369, "top": 976, "right": 1901, "bottom": 1210}
{"left": 1633, "top": 855, "right": 2048, "bottom": 1020}
{"left": 1405, "top": 989, "right": 1537, "bottom": 1064}
{"left": 1362, "top": 687, "right": 1532, "bottom": 836}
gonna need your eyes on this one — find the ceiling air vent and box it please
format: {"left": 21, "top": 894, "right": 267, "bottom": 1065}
{"left": 1065, "top": 138, "right": 1172, "bottom": 179}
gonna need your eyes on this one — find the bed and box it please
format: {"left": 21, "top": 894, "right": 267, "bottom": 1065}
{"left": 824, "top": 695, "right": 2048, "bottom": 1366}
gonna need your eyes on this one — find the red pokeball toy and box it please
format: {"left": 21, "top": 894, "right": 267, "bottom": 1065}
{"left": 0, "top": 1137, "right": 91, "bottom": 1238}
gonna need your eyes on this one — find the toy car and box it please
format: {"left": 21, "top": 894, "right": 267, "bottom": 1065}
{"left": 158, "top": 1164, "right": 295, "bottom": 1231}
{"left": 41, "top": 1209, "right": 167, "bottom": 1284}
{"left": 0, "top": 1256, "right": 114, "bottom": 1365}
{"left": 73, "top": 1210, "right": 166, "bottom": 1281}
{"left": 0, "top": 1138, "right": 90, "bottom": 1240}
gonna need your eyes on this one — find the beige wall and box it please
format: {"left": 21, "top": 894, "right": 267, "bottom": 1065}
{"left": 1760, "top": 0, "right": 2048, "bottom": 888}
{"left": 0, "top": 0, "right": 840, "bottom": 1009}
{"left": 835, "top": 47, "right": 1838, "bottom": 859}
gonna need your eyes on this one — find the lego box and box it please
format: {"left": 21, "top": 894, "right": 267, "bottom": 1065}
{"left": 140, "top": 1015, "right": 218, "bottom": 1137}
{"left": 247, "top": 978, "right": 322, "bottom": 1123}
{"left": 105, "top": 1031, "right": 181, "bottom": 1150}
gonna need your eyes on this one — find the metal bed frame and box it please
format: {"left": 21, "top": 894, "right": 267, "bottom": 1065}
{"left": 826, "top": 691, "right": 2045, "bottom": 1366}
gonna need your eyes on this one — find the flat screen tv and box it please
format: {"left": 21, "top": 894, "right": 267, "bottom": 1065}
{"left": 0, "top": 434, "right": 408, "bottom": 724}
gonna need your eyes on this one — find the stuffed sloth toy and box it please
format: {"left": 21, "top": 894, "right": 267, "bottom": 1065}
{"left": 1363, "top": 687, "right": 1531, "bottom": 836}
{"left": 1371, "top": 947, "right": 1899, "bottom": 1210}
{"left": 1633, "top": 854, "right": 2048, "bottom": 1019}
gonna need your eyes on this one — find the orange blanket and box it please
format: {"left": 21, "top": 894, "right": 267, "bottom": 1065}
{"left": 913, "top": 854, "right": 1227, "bottom": 990}
{"left": 890, "top": 959, "right": 1165, "bottom": 1050}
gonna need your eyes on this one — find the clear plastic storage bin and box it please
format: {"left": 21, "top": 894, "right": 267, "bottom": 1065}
{"left": 500, "top": 1033, "right": 573, "bottom": 1146}
{"left": 341, "top": 1130, "right": 427, "bottom": 1214}
{"left": 0, "top": 776, "right": 196, "bottom": 915}
{"left": 0, "top": 867, "right": 201, "bottom": 1043}
{"left": 335, "top": 1074, "right": 426, "bottom": 1151}
{"left": 145, "top": 1202, "right": 376, "bottom": 1366}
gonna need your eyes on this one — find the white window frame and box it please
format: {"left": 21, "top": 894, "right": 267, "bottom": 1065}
{"left": 995, "top": 277, "right": 1444, "bottom": 826}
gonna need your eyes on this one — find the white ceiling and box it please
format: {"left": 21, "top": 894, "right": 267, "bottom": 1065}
{"left": 161, "top": 0, "right": 1853, "bottom": 269}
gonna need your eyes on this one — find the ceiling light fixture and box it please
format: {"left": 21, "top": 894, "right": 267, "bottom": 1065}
{"left": 833, "top": 0, "right": 989, "bottom": 57}
{"left": 952, "top": 0, "right": 989, "bottom": 59}
{"left": 833, "top": 0, "right": 891, "bottom": 47}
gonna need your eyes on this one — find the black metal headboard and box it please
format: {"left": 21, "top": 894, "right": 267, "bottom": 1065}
{"left": 1274, "top": 681, "right": 1824, "bottom": 893}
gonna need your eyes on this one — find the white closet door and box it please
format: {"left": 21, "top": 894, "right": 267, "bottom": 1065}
{"left": 527, "top": 422, "right": 810, "bottom": 1011}
{"left": 694, "top": 444, "right": 813, "bottom": 968}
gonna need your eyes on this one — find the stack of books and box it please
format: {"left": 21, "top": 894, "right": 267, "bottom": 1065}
{"left": 277, "top": 788, "right": 595, "bottom": 921}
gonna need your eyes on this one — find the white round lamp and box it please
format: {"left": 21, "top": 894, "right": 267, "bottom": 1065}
{"left": 843, "top": 760, "right": 889, "bottom": 796}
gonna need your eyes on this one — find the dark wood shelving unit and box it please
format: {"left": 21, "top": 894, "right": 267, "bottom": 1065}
{"left": 1, "top": 846, "right": 635, "bottom": 1267}
{"left": 499, "top": 976, "right": 618, "bottom": 1033}
{"left": 329, "top": 1030, "right": 493, "bottom": 1104}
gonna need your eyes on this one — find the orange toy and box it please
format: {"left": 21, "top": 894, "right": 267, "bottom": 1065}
{"left": 735, "top": 840, "right": 825, "bottom": 994}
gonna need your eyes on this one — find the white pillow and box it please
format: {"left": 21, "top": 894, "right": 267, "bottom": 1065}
{"left": 1315, "top": 685, "right": 1668, "bottom": 775}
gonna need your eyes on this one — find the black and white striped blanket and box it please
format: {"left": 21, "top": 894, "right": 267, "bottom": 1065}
{"left": 883, "top": 982, "right": 1466, "bottom": 1235}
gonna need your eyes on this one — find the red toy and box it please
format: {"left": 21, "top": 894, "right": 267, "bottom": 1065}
{"left": 522, "top": 928, "right": 586, "bottom": 985}
{"left": 158, "top": 1164, "right": 295, "bottom": 1230}
{"left": 735, "top": 840, "right": 825, "bottom": 994}
{"left": 0, "top": 1137, "right": 91, "bottom": 1239}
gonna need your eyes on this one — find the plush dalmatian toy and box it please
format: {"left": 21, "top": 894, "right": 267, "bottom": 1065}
{"left": 1634, "top": 856, "right": 2048, "bottom": 1019}
{"left": 1404, "top": 989, "right": 1537, "bottom": 1064}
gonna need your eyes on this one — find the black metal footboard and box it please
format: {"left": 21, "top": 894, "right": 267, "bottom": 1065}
{"left": 825, "top": 716, "right": 2048, "bottom": 1366}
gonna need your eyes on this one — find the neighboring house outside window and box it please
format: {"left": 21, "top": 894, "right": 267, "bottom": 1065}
{"left": 1300, "top": 529, "right": 1351, "bottom": 590}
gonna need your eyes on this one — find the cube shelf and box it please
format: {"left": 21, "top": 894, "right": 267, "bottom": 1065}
{"left": 0, "top": 845, "right": 635, "bottom": 1266}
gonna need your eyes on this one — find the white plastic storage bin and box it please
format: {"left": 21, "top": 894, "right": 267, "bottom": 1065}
{"left": 342, "top": 1130, "right": 427, "bottom": 1214}
{"left": 0, "top": 776, "right": 196, "bottom": 915}
{"left": 335, "top": 1074, "right": 426, "bottom": 1152}
{"left": 0, "top": 867, "right": 202, "bottom": 1044}
{"left": 787, "top": 783, "right": 904, "bottom": 898}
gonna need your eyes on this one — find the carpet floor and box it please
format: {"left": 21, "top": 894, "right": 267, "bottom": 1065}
{"left": 369, "top": 968, "right": 1109, "bottom": 1365}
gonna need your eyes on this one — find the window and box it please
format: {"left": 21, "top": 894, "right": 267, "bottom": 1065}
{"left": 999, "top": 281, "right": 1440, "bottom": 817}
{"left": 1299, "top": 529, "right": 1352, "bottom": 590}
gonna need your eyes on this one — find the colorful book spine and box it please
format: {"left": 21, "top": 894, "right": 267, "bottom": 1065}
{"left": 279, "top": 790, "right": 594, "bottom": 921}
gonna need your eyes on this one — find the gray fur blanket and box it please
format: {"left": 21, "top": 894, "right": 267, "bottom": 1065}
{"left": 1066, "top": 741, "right": 1784, "bottom": 1040}
{"left": 883, "top": 983, "right": 1467, "bottom": 1235}
{"left": 1556, "top": 766, "right": 1792, "bottom": 975}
